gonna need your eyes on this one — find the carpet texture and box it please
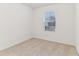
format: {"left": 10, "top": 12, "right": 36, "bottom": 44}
{"left": 0, "top": 38, "right": 78, "bottom": 56}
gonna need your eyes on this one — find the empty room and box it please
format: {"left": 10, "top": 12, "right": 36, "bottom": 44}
{"left": 0, "top": 3, "right": 79, "bottom": 56}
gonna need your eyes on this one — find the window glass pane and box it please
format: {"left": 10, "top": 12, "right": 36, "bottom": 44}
{"left": 44, "top": 11, "right": 56, "bottom": 31}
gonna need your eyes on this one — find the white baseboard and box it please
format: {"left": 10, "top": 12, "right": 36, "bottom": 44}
{"left": 0, "top": 36, "right": 75, "bottom": 51}
{"left": 32, "top": 36, "right": 75, "bottom": 46}
{"left": 0, "top": 37, "right": 32, "bottom": 51}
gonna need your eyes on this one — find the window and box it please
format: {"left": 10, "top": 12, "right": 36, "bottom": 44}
{"left": 44, "top": 11, "right": 56, "bottom": 31}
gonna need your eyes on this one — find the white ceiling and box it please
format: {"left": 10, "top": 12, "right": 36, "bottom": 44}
{"left": 23, "top": 3, "right": 53, "bottom": 9}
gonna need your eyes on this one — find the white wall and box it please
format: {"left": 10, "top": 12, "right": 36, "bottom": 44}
{"left": 0, "top": 3, "right": 32, "bottom": 50}
{"left": 76, "top": 3, "right": 79, "bottom": 53}
{"left": 0, "top": 3, "right": 76, "bottom": 51}
{"left": 33, "top": 4, "right": 75, "bottom": 45}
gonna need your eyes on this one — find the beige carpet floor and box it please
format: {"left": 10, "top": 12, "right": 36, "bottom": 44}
{"left": 0, "top": 38, "right": 78, "bottom": 56}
